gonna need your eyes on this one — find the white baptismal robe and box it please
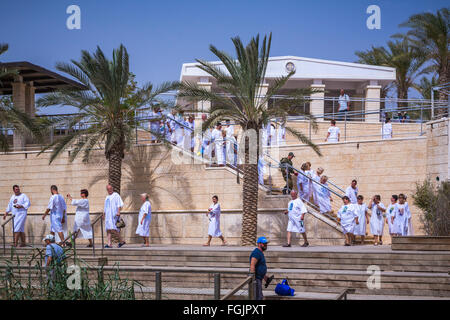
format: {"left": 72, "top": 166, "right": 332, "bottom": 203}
{"left": 287, "top": 198, "right": 308, "bottom": 233}
{"left": 104, "top": 192, "right": 124, "bottom": 231}
{"left": 386, "top": 203, "right": 398, "bottom": 234}
{"left": 353, "top": 203, "right": 368, "bottom": 236}
{"left": 208, "top": 203, "right": 222, "bottom": 237}
{"left": 211, "top": 129, "right": 225, "bottom": 164}
{"left": 316, "top": 183, "right": 331, "bottom": 213}
{"left": 345, "top": 186, "right": 358, "bottom": 204}
{"left": 47, "top": 194, "right": 67, "bottom": 239}
{"left": 71, "top": 199, "right": 92, "bottom": 239}
{"left": 369, "top": 202, "right": 386, "bottom": 236}
{"left": 136, "top": 201, "right": 152, "bottom": 237}
{"left": 6, "top": 193, "right": 30, "bottom": 233}
{"left": 337, "top": 204, "right": 358, "bottom": 234}
{"left": 394, "top": 202, "right": 411, "bottom": 236}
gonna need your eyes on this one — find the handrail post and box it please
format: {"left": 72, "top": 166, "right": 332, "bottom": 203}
{"left": 248, "top": 273, "right": 255, "bottom": 300}
{"left": 155, "top": 271, "right": 162, "bottom": 300}
{"left": 92, "top": 221, "right": 96, "bottom": 257}
{"left": 101, "top": 216, "right": 104, "bottom": 257}
{"left": 2, "top": 224, "right": 5, "bottom": 254}
{"left": 344, "top": 112, "right": 347, "bottom": 142}
{"left": 214, "top": 273, "right": 221, "bottom": 300}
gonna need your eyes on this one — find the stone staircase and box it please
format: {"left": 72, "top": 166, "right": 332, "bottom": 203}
{"left": 1, "top": 245, "right": 449, "bottom": 300}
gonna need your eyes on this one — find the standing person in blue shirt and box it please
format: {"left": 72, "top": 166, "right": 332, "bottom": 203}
{"left": 249, "top": 237, "right": 272, "bottom": 300}
{"left": 337, "top": 89, "right": 350, "bottom": 121}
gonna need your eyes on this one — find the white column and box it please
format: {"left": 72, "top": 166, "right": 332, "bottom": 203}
{"left": 197, "top": 81, "right": 212, "bottom": 114}
{"left": 25, "top": 82, "right": 35, "bottom": 117}
{"left": 310, "top": 81, "right": 325, "bottom": 119}
{"left": 365, "top": 83, "right": 382, "bottom": 122}
{"left": 12, "top": 77, "right": 26, "bottom": 150}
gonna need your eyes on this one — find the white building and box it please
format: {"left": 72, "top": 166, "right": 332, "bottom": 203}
{"left": 179, "top": 56, "right": 396, "bottom": 122}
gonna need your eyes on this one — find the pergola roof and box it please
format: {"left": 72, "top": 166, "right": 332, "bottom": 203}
{"left": 0, "top": 61, "right": 87, "bottom": 94}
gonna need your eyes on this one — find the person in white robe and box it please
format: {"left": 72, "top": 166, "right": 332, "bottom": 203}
{"left": 204, "top": 195, "right": 227, "bottom": 246}
{"left": 166, "top": 110, "right": 177, "bottom": 144}
{"left": 368, "top": 195, "right": 386, "bottom": 245}
{"left": 393, "top": 194, "right": 412, "bottom": 236}
{"left": 225, "top": 120, "right": 234, "bottom": 139}
{"left": 211, "top": 123, "right": 225, "bottom": 165}
{"left": 345, "top": 180, "right": 358, "bottom": 204}
{"left": 315, "top": 175, "right": 332, "bottom": 214}
{"left": 67, "top": 189, "right": 93, "bottom": 247}
{"left": 277, "top": 122, "right": 286, "bottom": 146}
{"left": 353, "top": 195, "right": 369, "bottom": 244}
{"left": 4, "top": 185, "right": 30, "bottom": 247}
{"left": 136, "top": 193, "right": 152, "bottom": 247}
{"left": 103, "top": 184, "right": 125, "bottom": 248}
{"left": 283, "top": 190, "right": 309, "bottom": 247}
{"left": 174, "top": 112, "right": 185, "bottom": 146}
{"left": 150, "top": 107, "right": 162, "bottom": 143}
{"left": 297, "top": 163, "right": 312, "bottom": 202}
{"left": 183, "top": 116, "right": 195, "bottom": 152}
{"left": 312, "top": 167, "right": 324, "bottom": 205}
{"left": 337, "top": 196, "right": 359, "bottom": 246}
{"left": 42, "top": 185, "right": 68, "bottom": 246}
{"left": 382, "top": 118, "right": 393, "bottom": 139}
{"left": 258, "top": 156, "right": 266, "bottom": 185}
{"left": 268, "top": 124, "right": 276, "bottom": 147}
{"left": 386, "top": 195, "right": 399, "bottom": 238}
{"left": 226, "top": 134, "right": 238, "bottom": 166}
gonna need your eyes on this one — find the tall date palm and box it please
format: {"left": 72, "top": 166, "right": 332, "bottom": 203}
{"left": 37, "top": 44, "right": 177, "bottom": 194}
{"left": 178, "top": 33, "right": 321, "bottom": 246}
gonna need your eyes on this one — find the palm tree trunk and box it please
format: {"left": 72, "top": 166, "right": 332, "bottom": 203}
{"left": 436, "top": 63, "right": 449, "bottom": 117}
{"left": 241, "top": 131, "right": 259, "bottom": 246}
{"left": 108, "top": 149, "right": 123, "bottom": 194}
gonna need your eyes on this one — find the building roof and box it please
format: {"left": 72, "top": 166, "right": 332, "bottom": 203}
{"left": 0, "top": 61, "right": 87, "bottom": 94}
{"left": 180, "top": 55, "right": 396, "bottom": 84}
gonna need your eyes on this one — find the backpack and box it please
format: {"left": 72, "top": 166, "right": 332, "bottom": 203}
{"left": 275, "top": 279, "right": 295, "bottom": 296}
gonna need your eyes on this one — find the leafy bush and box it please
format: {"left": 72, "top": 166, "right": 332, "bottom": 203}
{"left": 0, "top": 247, "right": 142, "bottom": 300}
{"left": 412, "top": 179, "right": 450, "bottom": 236}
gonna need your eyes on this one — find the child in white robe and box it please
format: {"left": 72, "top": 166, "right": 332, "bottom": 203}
{"left": 136, "top": 193, "right": 152, "bottom": 247}
{"left": 337, "top": 196, "right": 359, "bottom": 246}
{"left": 368, "top": 195, "right": 386, "bottom": 245}
{"left": 393, "top": 193, "right": 411, "bottom": 236}
{"left": 353, "top": 195, "right": 369, "bottom": 244}
{"left": 386, "top": 195, "right": 399, "bottom": 238}
{"left": 316, "top": 175, "right": 332, "bottom": 214}
{"left": 67, "top": 189, "right": 93, "bottom": 247}
{"left": 204, "top": 195, "right": 227, "bottom": 246}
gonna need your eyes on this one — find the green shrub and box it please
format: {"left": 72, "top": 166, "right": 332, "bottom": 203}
{"left": 412, "top": 179, "right": 450, "bottom": 236}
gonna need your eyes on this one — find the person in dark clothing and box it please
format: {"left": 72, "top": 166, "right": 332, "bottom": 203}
{"left": 280, "top": 152, "right": 297, "bottom": 194}
{"left": 249, "top": 236, "right": 273, "bottom": 300}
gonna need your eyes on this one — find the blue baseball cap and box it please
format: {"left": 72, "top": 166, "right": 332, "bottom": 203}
{"left": 257, "top": 237, "right": 269, "bottom": 244}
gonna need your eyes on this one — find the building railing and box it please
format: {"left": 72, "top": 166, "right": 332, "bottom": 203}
{"left": 335, "top": 288, "right": 356, "bottom": 300}
{"left": 1, "top": 216, "right": 14, "bottom": 254}
{"left": 221, "top": 273, "right": 255, "bottom": 300}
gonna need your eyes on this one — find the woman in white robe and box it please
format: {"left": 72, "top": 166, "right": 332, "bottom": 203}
{"left": 393, "top": 194, "right": 411, "bottom": 236}
{"left": 67, "top": 189, "right": 93, "bottom": 247}
{"left": 386, "top": 195, "right": 399, "bottom": 237}
{"left": 382, "top": 118, "right": 393, "bottom": 139}
{"left": 353, "top": 195, "right": 369, "bottom": 244}
{"left": 204, "top": 195, "right": 227, "bottom": 246}
{"left": 136, "top": 193, "right": 152, "bottom": 247}
{"left": 312, "top": 167, "right": 324, "bottom": 205}
{"left": 297, "top": 163, "right": 311, "bottom": 202}
{"left": 368, "top": 195, "right": 386, "bottom": 245}
{"left": 150, "top": 109, "right": 162, "bottom": 142}
{"left": 277, "top": 123, "right": 286, "bottom": 146}
{"left": 4, "top": 186, "right": 30, "bottom": 247}
{"left": 337, "top": 196, "right": 359, "bottom": 246}
{"left": 316, "top": 176, "right": 332, "bottom": 214}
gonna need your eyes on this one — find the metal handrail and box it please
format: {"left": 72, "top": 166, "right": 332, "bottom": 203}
{"left": 221, "top": 274, "right": 255, "bottom": 300}
{"left": 2, "top": 215, "right": 14, "bottom": 254}
{"left": 90, "top": 214, "right": 104, "bottom": 257}
{"left": 335, "top": 288, "right": 355, "bottom": 300}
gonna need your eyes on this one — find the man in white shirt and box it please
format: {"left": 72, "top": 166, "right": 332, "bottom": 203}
{"left": 4, "top": 185, "right": 30, "bottom": 247}
{"left": 282, "top": 190, "right": 309, "bottom": 247}
{"left": 325, "top": 120, "right": 340, "bottom": 143}
{"left": 337, "top": 89, "right": 350, "bottom": 121}
{"left": 345, "top": 180, "right": 359, "bottom": 204}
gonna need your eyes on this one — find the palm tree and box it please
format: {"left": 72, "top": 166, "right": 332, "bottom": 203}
{"left": 397, "top": 8, "right": 449, "bottom": 108}
{"left": 178, "top": 33, "right": 321, "bottom": 246}
{"left": 412, "top": 75, "right": 439, "bottom": 120}
{"left": 36, "top": 44, "right": 177, "bottom": 194}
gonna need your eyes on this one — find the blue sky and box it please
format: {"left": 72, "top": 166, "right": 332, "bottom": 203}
{"left": 1, "top": 0, "right": 448, "bottom": 113}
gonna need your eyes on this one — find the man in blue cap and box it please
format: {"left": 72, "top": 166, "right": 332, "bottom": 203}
{"left": 249, "top": 236, "right": 273, "bottom": 300}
